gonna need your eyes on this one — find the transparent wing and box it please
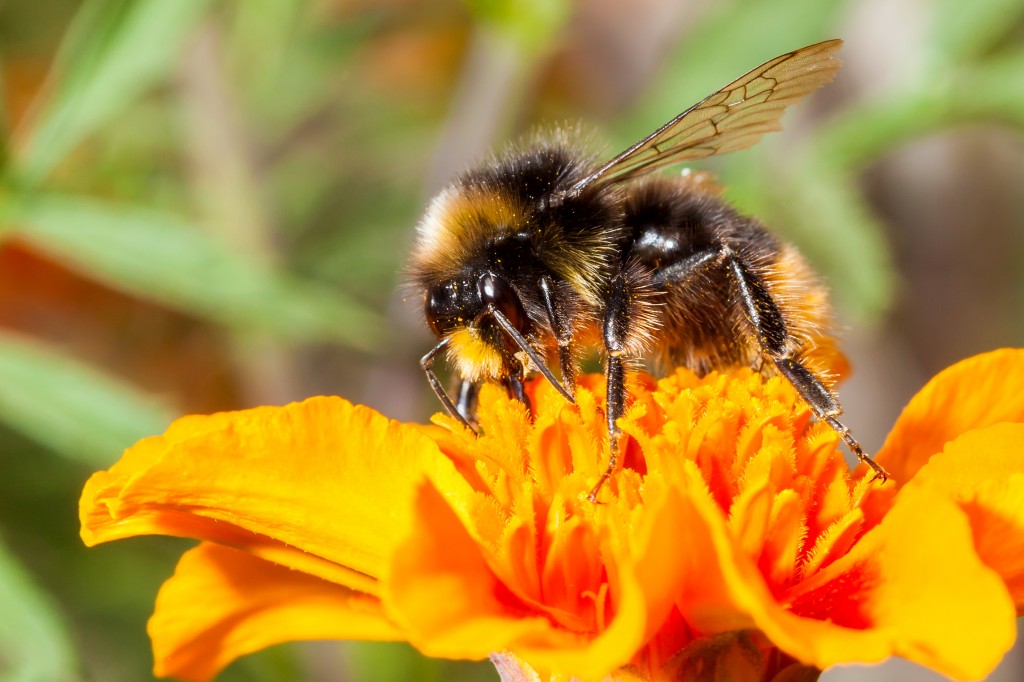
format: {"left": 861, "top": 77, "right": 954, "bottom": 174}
{"left": 562, "top": 40, "right": 842, "bottom": 198}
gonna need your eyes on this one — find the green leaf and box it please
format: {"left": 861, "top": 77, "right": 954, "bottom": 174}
{"left": 932, "top": 0, "right": 1024, "bottom": 63}
{"left": 794, "top": 160, "right": 894, "bottom": 322}
{"left": 5, "top": 194, "right": 382, "bottom": 348}
{"left": 815, "top": 49, "right": 1024, "bottom": 169}
{"left": 0, "top": 535, "right": 80, "bottom": 682}
{"left": 11, "top": 0, "right": 210, "bottom": 184}
{"left": 0, "top": 333, "right": 173, "bottom": 468}
{"left": 814, "top": 88, "right": 954, "bottom": 169}
{"left": 963, "top": 50, "right": 1024, "bottom": 125}
{"left": 465, "top": 0, "right": 571, "bottom": 54}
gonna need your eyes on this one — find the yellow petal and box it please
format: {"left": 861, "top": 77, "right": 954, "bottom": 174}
{"left": 876, "top": 349, "right": 1024, "bottom": 483}
{"left": 900, "top": 422, "right": 1024, "bottom": 608}
{"left": 80, "top": 397, "right": 455, "bottom": 588}
{"left": 150, "top": 543, "right": 400, "bottom": 681}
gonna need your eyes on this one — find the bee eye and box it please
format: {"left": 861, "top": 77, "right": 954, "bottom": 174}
{"left": 424, "top": 285, "right": 454, "bottom": 338}
{"left": 478, "top": 273, "right": 527, "bottom": 332}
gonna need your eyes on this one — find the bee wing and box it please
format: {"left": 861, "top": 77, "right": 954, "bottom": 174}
{"left": 562, "top": 40, "right": 842, "bottom": 198}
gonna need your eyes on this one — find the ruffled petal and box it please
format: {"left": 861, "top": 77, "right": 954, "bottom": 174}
{"left": 150, "top": 543, "right": 400, "bottom": 682}
{"left": 81, "top": 397, "right": 455, "bottom": 589}
{"left": 666, "top": 465, "right": 1014, "bottom": 680}
{"left": 876, "top": 349, "right": 1024, "bottom": 482}
{"left": 767, "top": 485, "right": 1015, "bottom": 680}
{"left": 385, "top": 482, "right": 649, "bottom": 681}
{"left": 900, "top": 422, "right": 1024, "bottom": 607}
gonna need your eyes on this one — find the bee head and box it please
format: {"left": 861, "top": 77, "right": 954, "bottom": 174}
{"left": 424, "top": 271, "right": 528, "bottom": 341}
{"left": 423, "top": 270, "right": 533, "bottom": 381}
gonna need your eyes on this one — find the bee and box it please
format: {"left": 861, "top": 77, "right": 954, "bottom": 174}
{"left": 408, "top": 39, "right": 890, "bottom": 500}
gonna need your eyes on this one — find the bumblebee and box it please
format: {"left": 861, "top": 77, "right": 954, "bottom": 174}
{"left": 408, "top": 39, "right": 890, "bottom": 499}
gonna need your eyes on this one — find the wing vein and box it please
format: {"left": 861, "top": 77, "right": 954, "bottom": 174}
{"left": 560, "top": 39, "right": 842, "bottom": 199}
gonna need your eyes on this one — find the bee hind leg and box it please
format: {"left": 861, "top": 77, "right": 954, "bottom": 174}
{"left": 726, "top": 252, "right": 891, "bottom": 483}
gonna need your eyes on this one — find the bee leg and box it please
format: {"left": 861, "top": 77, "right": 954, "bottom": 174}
{"left": 650, "top": 248, "right": 722, "bottom": 287}
{"left": 420, "top": 338, "right": 478, "bottom": 433}
{"left": 772, "top": 358, "right": 888, "bottom": 481}
{"left": 455, "top": 379, "right": 480, "bottom": 428}
{"left": 539, "top": 275, "right": 576, "bottom": 398}
{"left": 483, "top": 305, "right": 575, "bottom": 404}
{"left": 725, "top": 252, "right": 891, "bottom": 482}
{"left": 501, "top": 360, "right": 533, "bottom": 417}
{"left": 589, "top": 271, "right": 632, "bottom": 503}
{"left": 588, "top": 353, "right": 626, "bottom": 503}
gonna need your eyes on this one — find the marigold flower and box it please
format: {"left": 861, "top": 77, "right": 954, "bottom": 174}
{"left": 80, "top": 349, "right": 1024, "bottom": 681}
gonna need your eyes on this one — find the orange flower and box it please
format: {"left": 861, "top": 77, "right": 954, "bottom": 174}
{"left": 80, "top": 349, "right": 1024, "bottom": 681}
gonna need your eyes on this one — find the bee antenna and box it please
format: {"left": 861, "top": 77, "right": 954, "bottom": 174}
{"left": 484, "top": 306, "right": 576, "bottom": 405}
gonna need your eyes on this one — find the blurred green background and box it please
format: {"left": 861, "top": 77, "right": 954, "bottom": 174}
{"left": 1, "top": 0, "right": 1022, "bottom": 680}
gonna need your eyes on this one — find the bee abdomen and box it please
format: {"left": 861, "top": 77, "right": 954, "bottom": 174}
{"left": 619, "top": 177, "right": 832, "bottom": 373}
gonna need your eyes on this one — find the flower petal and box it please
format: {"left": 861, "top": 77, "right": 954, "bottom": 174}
{"left": 674, "top": 466, "right": 1014, "bottom": 680}
{"left": 876, "top": 349, "right": 1024, "bottom": 482}
{"left": 386, "top": 482, "right": 649, "bottom": 681}
{"left": 150, "top": 543, "right": 400, "bottom": 682}
{"left": 772, "top": 485, "right": 1015, "bottom": 680}
{"left": 80, "top": 397, "right": 455, "bottom": 589}
{"left": 900, "top": 422, "right": 1024, "bottom": 607}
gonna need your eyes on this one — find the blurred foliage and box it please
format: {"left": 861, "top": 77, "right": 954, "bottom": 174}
{"left": 0, "top": 332, "right": 173, "bottom": 468}
{"left": 0, "top": 0, "right": 1021, "bottom": 680}
{"left": 0, "top": 531, "right": 78, "bottom": 682}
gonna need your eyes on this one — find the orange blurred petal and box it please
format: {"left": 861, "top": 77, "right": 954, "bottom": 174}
{"left": 876, "top": 349, "right": 1024, "bottom": 483}
{"left": 80, "top": 397, "right": 455, "bottom": 590}
{"left": 150, "top": 543, "right": 400, "bottom": 681}
{"left": 901, "top": 422, "right": 1024, "bottom": 608}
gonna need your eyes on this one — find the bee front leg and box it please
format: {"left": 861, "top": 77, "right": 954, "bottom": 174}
{"left": 501, "top": 359, "right": 532, "bottom": 417}
{"left": 421, "top": 338, "right": 478, "bottom": 433}
{"left": 725, "top": 252, "right": 891, "bottom": 482}
{"left": 539, "top": 275, "right": 576, "bottom": 399}
{"left": 455, "top": 379, "right": 480, "bottom": 428}
{"left": 482, "top": 304, "right": 575, "bottom": 404}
